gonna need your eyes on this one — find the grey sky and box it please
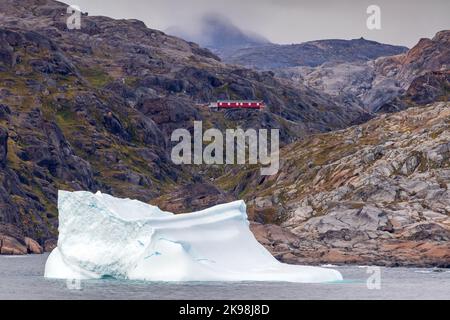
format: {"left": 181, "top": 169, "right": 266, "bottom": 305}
{"left": 66, "top": 0, "right": 450, "bottom": 47}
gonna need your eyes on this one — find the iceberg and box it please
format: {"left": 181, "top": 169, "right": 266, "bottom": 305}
{"left": 45, "top": 190, "right": 343, "bottom": 283}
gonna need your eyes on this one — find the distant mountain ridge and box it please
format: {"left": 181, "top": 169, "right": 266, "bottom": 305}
{"left": 280, "top": 30, "right": 450, "bottom": 111}
{"left": 166, "top": 14, "right": 410, "bottom": 80}
{"left": 222, "top": 37, "right": 408, "bottom": 69}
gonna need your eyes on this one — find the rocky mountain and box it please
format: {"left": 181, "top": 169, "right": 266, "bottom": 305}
{"left": 223, "top": 38, "right": 408, "bottom": 70}
{"left": 166, "top": 13, "right": 270, "bottom": 58}
{"left": 377, "top": 70, "right": 449, "bottom": 113}
{"left": 1, "top": 1, "right": 448, "bottom": 268}
{"left": 0, "top": 0, "right": 369, "bottom": 252}
{"left": 214, "top": 102, "right": 450, "bottom": 267}
{"left": 281, "top": 30, "right": 450, "bottom": 111}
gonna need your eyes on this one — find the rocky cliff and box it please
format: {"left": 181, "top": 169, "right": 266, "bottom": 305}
{"left": 0, "top": 0, "right": 368, "bottom": 250}
{"left": 280, "top": 30, "right": 449, "bottom": 111}
{"left": 216, "top": 102, "right": 450, "bottom": 267}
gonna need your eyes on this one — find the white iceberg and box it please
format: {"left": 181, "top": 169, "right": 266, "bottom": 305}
{"left": 45, "top": 190, "right": 343, "bottom": 283}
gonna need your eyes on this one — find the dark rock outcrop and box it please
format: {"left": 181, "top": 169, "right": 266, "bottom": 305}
{"left": 0, "top": 127, "right": 7, "bottom": 167}
{"left": 0, "top": 104, "right": 11, "bottom": 119}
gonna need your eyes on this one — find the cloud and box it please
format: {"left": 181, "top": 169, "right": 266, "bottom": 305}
{"left": 68, "top": 0, "right": 450, "bottom": 47}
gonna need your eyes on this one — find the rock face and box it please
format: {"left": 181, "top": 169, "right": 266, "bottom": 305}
{"left": 0, "top": 0, "right": 370, "bottom": 252}
{"left": 152, "top": 182, "right": 235, "bottom": 214}
{"left": 0, "top": 224, "right": 42, "bottom": 254}
{"left": 0, "top": 235, "right": 27, "bottom": 255}
{"left": 279, "top": 30, "right": 450, "bottom": 111}
{"left": 219, "top": 102, "right": 450, "bottom": 267}
{"left": 25, "top": 237, "right": 43, "bottom": 254}
{"left": 0, "top": 127, "right": 7, "bottom": 167}
{"left": 378, "top": 70, "right": 450, "bottom": 113}
{"left": 403, "top": 71, "right": 450, "bottom": 105}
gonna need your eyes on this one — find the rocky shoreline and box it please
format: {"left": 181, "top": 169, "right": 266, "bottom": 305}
{"left": 1, "top": 220, "right": 448, "bottom": 268}
{"left": 251, "top": 223, "right": 450, "bottom": 268}
{"left": 0, "top": 225, "right": 54, "bottom": 255}
{"left": 237, "top": 103, "right": 450, "bottom": 269}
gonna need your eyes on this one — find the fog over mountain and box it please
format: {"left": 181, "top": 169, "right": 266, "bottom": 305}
{"left": 166, "top": 13, "right": 270, "bottom": 56}
{"left": 68, "top": 0, "right": 450, "bottom": 47}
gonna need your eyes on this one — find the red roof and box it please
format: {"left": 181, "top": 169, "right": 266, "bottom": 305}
{"left": 216, "top": 100, "right": 264, "bottom": 109}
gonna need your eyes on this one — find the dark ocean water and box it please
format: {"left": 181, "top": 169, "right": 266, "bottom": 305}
{"left": 0, "top": 254, "right": 448, "bottom": 300}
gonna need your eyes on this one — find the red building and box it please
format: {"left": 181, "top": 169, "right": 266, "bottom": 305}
{"left": 209, "top": 100, "right": 265, "bottom": 110}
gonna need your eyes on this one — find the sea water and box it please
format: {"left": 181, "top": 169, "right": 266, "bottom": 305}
{"left": 0, "top": 254, "right": 448, "bottom": 300}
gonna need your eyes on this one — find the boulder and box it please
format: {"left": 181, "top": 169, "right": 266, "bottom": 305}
{"left": 0, "top": 235, "right": 27, "bottom": 255}
{"left": 25, "top": 237, "right": 43, "bottom": 254}
{"left": 400, "top": 155, "right": 420, "bottom": 175}
{"left": 44, "top": 239, "right": 57, "bottom": 252}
